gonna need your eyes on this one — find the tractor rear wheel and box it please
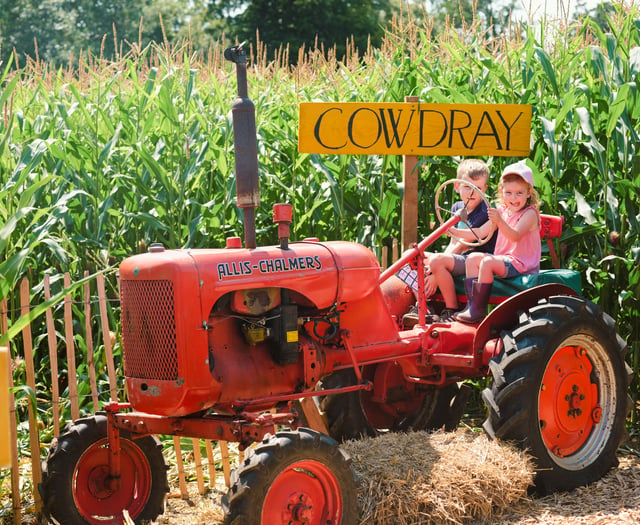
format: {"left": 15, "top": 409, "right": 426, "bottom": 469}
{"left": 40, "top": 413, "right": 169, "bottom": 525}
{"left": 318, "top": 366, "right": 461, "bottom": 441}
{"left": 482, "top": 295, "right": 631, "bottom": 494}
{"left": 222, "top": 427, "right": 359, "bottom": 524}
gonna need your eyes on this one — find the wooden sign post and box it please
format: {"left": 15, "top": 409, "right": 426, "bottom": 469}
{"left": 402, "top": 96, "right": 420, "bottom": 251}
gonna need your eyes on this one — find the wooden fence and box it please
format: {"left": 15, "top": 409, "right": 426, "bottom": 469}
{"left": 0, "top": 272, "right": 239, "bottom": 524}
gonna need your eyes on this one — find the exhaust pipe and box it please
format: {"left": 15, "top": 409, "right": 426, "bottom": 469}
{"left": 224, "top": 43, "right": 260, "bottom": 249}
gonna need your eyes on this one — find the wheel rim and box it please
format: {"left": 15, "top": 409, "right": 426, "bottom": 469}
{"left": 262, "top": 459, "right": 343, "bottom": 525}
{"left": 73, "top": 438, "right": 152, "bottom": 525}
{"left": 360, "top": 363, "right": 424, "bottom": 429}
{"left": 538, "top": 334, "right": 617, "bottom": 469}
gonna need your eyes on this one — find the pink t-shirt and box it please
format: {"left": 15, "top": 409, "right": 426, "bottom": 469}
{"left": 494, "top": 205, "right": 541, "bottom": 275}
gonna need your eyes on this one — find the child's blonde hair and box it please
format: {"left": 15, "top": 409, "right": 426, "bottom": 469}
{"left": 457, "top": 159, "right": 489, "bottom": 184}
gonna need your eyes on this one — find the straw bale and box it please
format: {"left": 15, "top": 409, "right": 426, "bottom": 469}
{"left": 341, "top": 428, "right": 534, "bottom": 524}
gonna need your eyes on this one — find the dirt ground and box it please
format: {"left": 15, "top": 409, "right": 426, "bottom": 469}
{"left": 155, "top": 442, "right": 640, "bottom": 525}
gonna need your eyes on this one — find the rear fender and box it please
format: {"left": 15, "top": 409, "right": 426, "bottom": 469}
{"left": 473, "top": 283, "right": 580, "bottom": 356}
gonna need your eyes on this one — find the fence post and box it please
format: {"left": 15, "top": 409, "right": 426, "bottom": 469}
{"left": 1, "top": 299, "right": 21, "bottom": 524}
{"left": 0, "top": 346, "right": 11, "bottom": 468}
{"left": 192, "top": 438, "right": 206, "bottom": 495}
{"left": 219, "top": 440, "right": 232, "bottom": 487}
{"left": 64, "top": 273, "right": 80, "bottom": 421}
{"left": 205, "top": 440, "right": 216, "bottom": 490}
{"left": 43, "top": 275, "right": 61, "bottom": 435}
{"left": 84, "top": 272, "right": 100, "bottom": 412}
{"left": 173, "top": 436, "right": 189, "bottom": 498}
{"left": 19, "top": 277, "right": 42, "bottom": 512}
{"left": 97, "top": 273, "right": 118, "bottom": 401}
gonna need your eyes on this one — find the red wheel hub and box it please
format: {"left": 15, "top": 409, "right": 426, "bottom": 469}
{"left": 262, "top": 459, "right": 343, "bottom": 524}
{"left": 286, "top": 493, "right": 313, "bottom": 522}
{"left": 73, "top": 439, "right": 152, "bottom": 525}
{"left": 539, "top": 345, "right": 599, "bottom": 457}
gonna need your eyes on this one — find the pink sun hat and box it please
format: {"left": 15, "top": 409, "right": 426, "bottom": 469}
{"left": 501, "top": 161, "right": 534, "bottom": 187}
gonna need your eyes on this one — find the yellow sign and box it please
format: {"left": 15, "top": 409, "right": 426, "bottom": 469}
{"left": 299, "top": 102, "right": 532, "bottom": 156}
{"left": 0, "top": 347, "right": 11, "bottom": 469}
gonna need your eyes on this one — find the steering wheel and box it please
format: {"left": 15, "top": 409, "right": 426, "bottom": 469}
{"left": 434, "top": 179, "right": 494, "bottom": 247}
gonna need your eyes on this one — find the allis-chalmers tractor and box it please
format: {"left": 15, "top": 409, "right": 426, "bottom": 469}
{"left": 40, "top": 45, "right": 631, "bottom": 525}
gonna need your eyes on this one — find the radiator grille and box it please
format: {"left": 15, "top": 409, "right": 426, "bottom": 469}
{"left": 120, "top": 279, "right": 178, "bottom": 381}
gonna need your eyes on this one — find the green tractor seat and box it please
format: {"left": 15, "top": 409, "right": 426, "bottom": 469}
{"left": 453, "top": 268, "right": 582, "bottom": 304}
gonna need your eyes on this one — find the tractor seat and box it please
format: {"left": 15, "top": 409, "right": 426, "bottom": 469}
{"left": 453, "top": 268, "right": 582, "bottom": 304}
{"left": 451, "top": 214, "right": 582, "bottom": 305}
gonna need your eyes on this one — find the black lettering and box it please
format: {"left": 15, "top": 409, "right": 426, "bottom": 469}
{"left": 274, "top": 259, "right": 284, "bottom": 272}
{"left": 378, "top": 108, "right": 414, "bottom": 147}
{"left": 470, "top": 111, "right": 502, "bottom": 150}
{"left": 243, "top": 261, "right": 252, "bottom": 274}
{"left": 217, "top": 263, "right": 229, "bottom": 278}
{"left": 419, "top": 110, "right": 447, "bottom": 147}
{"left": 313, "top": 255, "right": 322, "bottom": 269}
{"left": 288, "top": 257, "right": 299, "bottom": 270}
{"left": 305, "top": 256, "right": 315, "bottom": 269}
{"left": 495, "top": 110, "right": 524, "bottom": 150}
{"left": 348, "top": 108, "right": 381, "bottom": 149}
{"left": 314, "top": 107, "right": 347, "bottom": 150}
{"left": 265, "top": 259, "right": 275, "bottom": 273}
{"left": 448, "top": 110, "right": 472, "bottom": 149}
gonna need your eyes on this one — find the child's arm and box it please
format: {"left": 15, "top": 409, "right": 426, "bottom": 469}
{"left": 488, "top": 207, "right": 538, "bottom": 241}
{"left": 445, "top": 220, "right": 495, "bottom": 246}
{"left": 444, "top": 239, "right": 467, "bottom": 254}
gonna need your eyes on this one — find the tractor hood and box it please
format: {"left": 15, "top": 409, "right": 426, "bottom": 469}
{"left": 119, "top": 239, "right": 382, "bottom": 313}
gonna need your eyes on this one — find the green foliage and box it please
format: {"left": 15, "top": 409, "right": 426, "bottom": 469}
{"left": 229, "top": 0, "right": 395, "bottom": 63}
{"left": 425, "top": 0, "right": 520, "bottom": 37}
{"left": 0, "top": 0, "right": 537, "bottom": 69}
{"left": 0, "top": 0, "right": 399, "bottom": 68}
{"left": 0, "top": 0, "right": 155, "bottom": 66}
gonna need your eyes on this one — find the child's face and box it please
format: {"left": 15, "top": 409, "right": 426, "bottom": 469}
{"left": 456, "top": 176, "right": 487, "bottom": 211}
{"left": 501, "top": 179, "right": 531, "bottom": 213}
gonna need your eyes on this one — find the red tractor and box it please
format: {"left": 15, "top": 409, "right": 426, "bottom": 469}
{"left": 40, "top": 44, "right": 631, "bottom": 525}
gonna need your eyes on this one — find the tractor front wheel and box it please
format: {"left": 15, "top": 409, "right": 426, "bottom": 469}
{"left": 482, "top": 295, "right": 631, "bottom": 494}
{"left": 222, "top": 427, "right": 359, "bottom": 525}
{"left": 40, "top": 413, "right": 169, "bottom": 525}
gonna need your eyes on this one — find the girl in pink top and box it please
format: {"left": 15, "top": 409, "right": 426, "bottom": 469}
{"left": 454, "top": 161, "right": 541, "bottom": 323}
